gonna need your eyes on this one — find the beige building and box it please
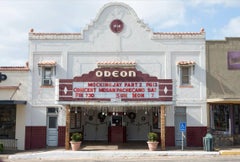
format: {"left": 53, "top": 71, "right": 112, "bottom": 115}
{"left": 206, "top": 38, "right": 240, "bottom": 146}
{"left": 0, "top": 64, "right": 29, "bottom": 150}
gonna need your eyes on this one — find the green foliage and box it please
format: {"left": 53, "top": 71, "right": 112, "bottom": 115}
{"left": 0, "top": 143, "right": 3, "bottom": 153}
{"left": 147, "top": 132, "right": 158, "bottom": 142}
{"left": 71, "top": 133, "right": 82, "bottom": 142}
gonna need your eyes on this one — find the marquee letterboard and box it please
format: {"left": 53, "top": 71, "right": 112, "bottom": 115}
{"left": 58, "top": 68, "right": 172, "bottom": 102}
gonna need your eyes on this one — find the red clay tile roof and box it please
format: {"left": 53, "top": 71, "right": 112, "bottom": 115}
{"left": 154, "top": 28, "right": 205, "bottom": 36}
{"left": 97, "top": 61, "right": 136, "bottom": 67}
{"left": 0, "top": 62, "right": 29, "bottom": 71}
{"left": 177, "top": 61, "right": 196, "bottom": 66}
{"left": 0, "top": 86, "right": 19, "bottom": 89}
{"left": 29, "top": 28, "right": 205, "bottom": 40}
{"left": 0, "top": 66, "right": 29, "bottom": 71}
{"left": 38, "top": 61, "right": 56, "bottom": 66}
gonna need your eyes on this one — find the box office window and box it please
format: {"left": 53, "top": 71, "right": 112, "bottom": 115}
{"left": 0, "top": 105, "right": 16, "bottom": 139}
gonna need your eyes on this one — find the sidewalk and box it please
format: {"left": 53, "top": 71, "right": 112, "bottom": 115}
{"left": 0, "top": 147, "right": 219, "bottom": 161}
{"left": 1, "top": 143, "right": 240, "bottom": 161}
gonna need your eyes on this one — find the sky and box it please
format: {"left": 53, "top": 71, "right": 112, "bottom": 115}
{"left": 0, "top": 0, "right": 240, "bottom": 66}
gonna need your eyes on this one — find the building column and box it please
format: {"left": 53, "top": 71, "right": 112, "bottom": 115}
{"left": 207, "top": 103, "right": 210, "bottom": 130}
{"left": 65, "top": 105, "right": 70, "bottom": 150}
{"left": 160, "top": 105, "right": 166, "bottom": 150}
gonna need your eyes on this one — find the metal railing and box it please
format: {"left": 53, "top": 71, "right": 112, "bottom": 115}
{"left": 0, "top": 139, "right": 17, "bottom": 150}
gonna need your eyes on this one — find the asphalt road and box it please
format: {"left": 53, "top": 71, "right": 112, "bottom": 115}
{"left": 2, "top": 155, "right": 240, "bottom": 162}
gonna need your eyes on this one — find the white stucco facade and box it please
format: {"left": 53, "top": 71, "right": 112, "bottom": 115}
{"left": 23, "top": 2, "right": 207, "bottom": 148}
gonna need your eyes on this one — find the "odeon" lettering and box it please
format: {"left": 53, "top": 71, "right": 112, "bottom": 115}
{"left": 96, "top": 70, "right": 136, "bottom": 78}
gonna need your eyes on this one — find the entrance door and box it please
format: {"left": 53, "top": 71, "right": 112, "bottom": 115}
{"left": 175, "top": 107, "right": 186, "bottom": 146}
{"left": 47, "top": 115, "right": 58, "bottom": 146}
{"left": 126, "top": 110, "right": 149, "bottom": 141}
{"left": 84, "top": 110, "right": 108, "bottom": 141}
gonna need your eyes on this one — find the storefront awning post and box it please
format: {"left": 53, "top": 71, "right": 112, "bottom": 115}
{"left": 160, "top": 105, "right": 166, "bottom": 150}
{"left": 65, "top": 105, "right": 70, "bottom": 150}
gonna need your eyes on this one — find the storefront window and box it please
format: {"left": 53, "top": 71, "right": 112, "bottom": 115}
{"left": 0, "top": 105, "right": 16, "bottom": 139}
{"left": 211, "top": 104, "right": 240, "bottom": 135}
{"left": 234, "top": 105, "right": 240, "bottom": 134}
{"left": 212, "top": 104, "right": 229, "bottom": 133}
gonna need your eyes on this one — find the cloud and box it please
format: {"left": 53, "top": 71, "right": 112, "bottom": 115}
{"left": 126, "top": 1, "right": 186, "bottom": 30}
{"left": 189, "top": 0, "right": 240, "bottom": 7}
{"left": 0, "top": 0, "right": 104, "bottom": 66}
{"left": 220, "top": 16, "right": 240, "bottom": 38}
{"left": 0, "top": 0, "right": 239, "bottom": 66}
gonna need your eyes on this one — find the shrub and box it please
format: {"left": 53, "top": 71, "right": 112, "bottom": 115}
{"left": 147, "top": 132, "right": 158, "bottom": 142}
{"left": 71, "top": 133, "right": 82, "bottom": 142}
{"left": 0, "top": 143, "right": 3, "bottom": 153}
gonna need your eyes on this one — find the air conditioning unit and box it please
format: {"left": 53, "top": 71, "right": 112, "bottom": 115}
{"left": 43, "top": 79, "right": 52, "bottom": 86}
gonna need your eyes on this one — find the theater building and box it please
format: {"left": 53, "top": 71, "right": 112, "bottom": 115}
{"left": 206, "top": 38, "right": 240, "bottom": 146}
{"left": 24, "top": 2, "right": 207, "bottom": 150}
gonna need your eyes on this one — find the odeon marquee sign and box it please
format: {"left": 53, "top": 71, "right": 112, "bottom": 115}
{"left": 95, "top": 70, "right": 136, "bottom": 78}
{"left": 58, "top": 68, "right": 173, "bottom": 102}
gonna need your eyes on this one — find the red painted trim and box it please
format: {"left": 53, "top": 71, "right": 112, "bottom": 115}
{"left": 166, "top": 127, "right": 175, "bottom": 146}
{"left": 25, "top": 127, "right": 31, "bottom": 150}
{"left": 187, "top": 127, "right": 207, "bottom": 147}
{"left": 58, "top": 126, "right": 66, "bottom": 147}
{"left": 25, "top": 126, "right": 47, "bottom": 150}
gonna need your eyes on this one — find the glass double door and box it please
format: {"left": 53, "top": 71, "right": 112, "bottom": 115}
{"left": 83, "top": 109, "right": 150, "bottom": 141}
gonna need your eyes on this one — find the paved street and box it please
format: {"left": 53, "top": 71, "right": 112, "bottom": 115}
{"left": 2, "top": 155, "right": 240, "bottom": 162}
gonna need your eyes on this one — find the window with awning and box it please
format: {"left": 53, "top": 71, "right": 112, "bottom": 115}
{"left": 177, "top": 61, "right": 196, "bottom": 86}
{"left": 38, "top": 61, "right": 56, "bottom": 86}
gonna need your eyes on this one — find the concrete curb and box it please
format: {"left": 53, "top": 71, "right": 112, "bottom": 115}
{"left": 219, "top": 150, "right": 240, "bottom": 155}
{"left": 8, "top": 150, "right": 220, "bottom": 160}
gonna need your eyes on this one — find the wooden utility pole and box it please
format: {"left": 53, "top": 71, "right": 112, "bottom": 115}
{"left": 65, "top": 105, "right": 70, "bottom": 150}
{"left": 160, "top": 105, "right": 166, "bottom": 150}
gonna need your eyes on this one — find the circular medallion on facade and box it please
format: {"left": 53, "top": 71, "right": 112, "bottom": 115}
{"left": 110, "top": 19, "right": 124, "bottom": 33}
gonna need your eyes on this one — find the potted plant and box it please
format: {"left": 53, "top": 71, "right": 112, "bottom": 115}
{"left": 147, "top": 132, "right": 159, "bottom": 151}
{"left": 70, "top": 132, "right": 82, "bottom": 151}
{"left": 0, "top": 143, "right": 3, "bottom": 153}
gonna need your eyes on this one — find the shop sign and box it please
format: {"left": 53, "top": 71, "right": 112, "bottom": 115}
{"left": 0, "top": 73, "right": 7, "bottom": 82}
{"left": 95, "top": 70, "right": 136, "bottom": 78}
{"left": 228, "top": 51, "right": 240, "bottom": 69}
